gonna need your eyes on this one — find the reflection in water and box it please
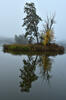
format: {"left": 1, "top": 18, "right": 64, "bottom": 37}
{"left": 40, "top": 56, "right": 53, "bottom": 83}
{"left": 19, "top": 55, "right": 54, "bottom": 93}
{"left": 19, "top": 56, "right": 38, "bottom": 92}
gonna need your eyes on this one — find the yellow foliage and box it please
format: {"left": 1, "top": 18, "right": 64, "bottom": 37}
{"left": 43, "top": 29, "right": 54, "bottom": 46}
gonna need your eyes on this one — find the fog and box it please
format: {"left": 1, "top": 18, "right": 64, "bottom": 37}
{"left": 0, "top": 0, "right": 66, "bottom": 41}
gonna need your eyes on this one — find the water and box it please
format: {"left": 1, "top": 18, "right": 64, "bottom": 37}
{"left": 0, "top": 46, "right": 66, "bottom": 100}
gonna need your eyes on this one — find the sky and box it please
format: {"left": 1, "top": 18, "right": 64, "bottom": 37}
{"left": 0, "top": 0, "right": 66, "bottom": 41}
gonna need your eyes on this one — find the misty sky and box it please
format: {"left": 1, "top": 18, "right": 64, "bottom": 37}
{"left": 0, "top": 0, "right": 66, "bottom": 41}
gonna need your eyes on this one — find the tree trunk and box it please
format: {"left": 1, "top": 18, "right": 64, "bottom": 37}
{"left": 36, "top": 36, "right": 39, "bottom": 44}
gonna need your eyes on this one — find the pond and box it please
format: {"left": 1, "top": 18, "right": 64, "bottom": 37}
{"left": 0, "top": 46, "right": 66, "bottom": 100}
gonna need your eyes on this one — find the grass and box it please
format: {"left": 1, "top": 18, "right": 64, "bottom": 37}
{"left": 3, "top": 43, "right": 64, "bottom": 56}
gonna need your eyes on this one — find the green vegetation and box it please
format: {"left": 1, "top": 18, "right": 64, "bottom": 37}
{"left": 3, "top": 43, "right": 64, "bottom": 55}
{"left": 3, "top": 2, "right": 65, "bottom": 54}
{"left": 22, "top": 2, "right": 42, "bottom": 43}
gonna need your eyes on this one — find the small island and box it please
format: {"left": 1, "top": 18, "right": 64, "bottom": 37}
{"left": 3, "top": 43, "right": 64, "bottom": 55}
{"left": 3, "top": 2, "right": 64, "bottom": 55}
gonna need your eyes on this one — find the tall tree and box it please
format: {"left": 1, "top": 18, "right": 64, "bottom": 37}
{"left": 22, "top": 2, "right": 42, "bottom": 43}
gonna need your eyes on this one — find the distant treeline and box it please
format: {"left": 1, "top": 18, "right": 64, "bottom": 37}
{"left": 15, "top": 35, "right": 28, "bottom": 44}
{"left": 0, "top": 37, "right": 14, "bottom": 45}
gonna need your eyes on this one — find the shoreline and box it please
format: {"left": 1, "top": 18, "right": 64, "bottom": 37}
{"left": 3, "top": 43, "right": 64, "bottom": 56}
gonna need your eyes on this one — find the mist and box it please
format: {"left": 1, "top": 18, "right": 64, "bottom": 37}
{"left": 0, "top": 0, "right": 66, "bottom": 41}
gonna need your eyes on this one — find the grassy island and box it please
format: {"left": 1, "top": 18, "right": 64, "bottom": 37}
{"left": 3, "top": 43, "right": 64, "bottom": 56}
{"left": 3, "top": 3, "right": 65, "bottom": 56}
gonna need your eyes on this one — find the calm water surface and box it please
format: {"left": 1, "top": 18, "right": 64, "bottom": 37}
{"left": 0, "top": 46, "right": 66, "bottom": 100}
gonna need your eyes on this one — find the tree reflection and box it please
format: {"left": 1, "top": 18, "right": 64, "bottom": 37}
{"left": 19, "top": 56, "right": 38, "bottom": 92}
{"left": 40, "top": 56, "right": 53, "bottom": 83}
{"left": 19, "top": 55, "right": 54, "bottom": 92}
